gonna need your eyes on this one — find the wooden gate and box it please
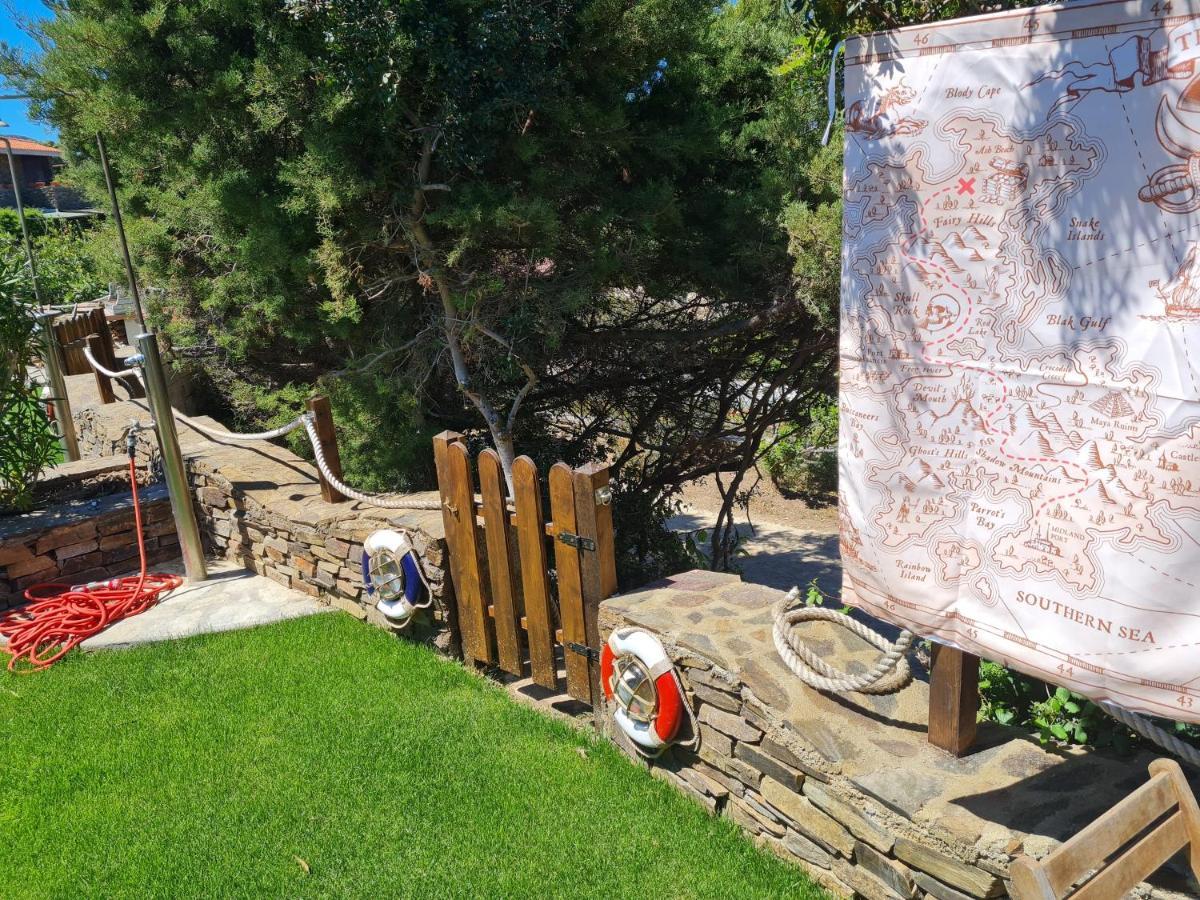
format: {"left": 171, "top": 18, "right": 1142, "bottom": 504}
{"left": 52, "top": 307, "right": 110, "bottom": 375}
{"left": 433, "top": 432, "right": 617, "bottom": 707}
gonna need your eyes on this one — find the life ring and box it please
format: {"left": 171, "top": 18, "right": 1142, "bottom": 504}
{"left": 361, "top": 529, "right": 431, "bottom": 626}
{"left": 601, "top": 627, "right": 685, "bottom": 754}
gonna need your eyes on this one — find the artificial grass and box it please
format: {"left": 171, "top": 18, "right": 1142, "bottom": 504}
{"left": 0, "top": 613, "right": 825, "bottom": 899}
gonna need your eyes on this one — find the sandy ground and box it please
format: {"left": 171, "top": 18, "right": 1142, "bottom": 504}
{"left": 668, "top": 469, "right": 842, "bottom": 596}
{"left": 674, "top": 469, "right": 838, "bottom": 533}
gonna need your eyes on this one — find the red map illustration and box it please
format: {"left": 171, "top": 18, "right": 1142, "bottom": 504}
{"left": 842, "top": 0, "right": 1200, "bottom": 723}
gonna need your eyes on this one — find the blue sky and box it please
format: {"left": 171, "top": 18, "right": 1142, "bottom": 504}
{"left": 0, "top": 0, "right": 54, "bottom": 143}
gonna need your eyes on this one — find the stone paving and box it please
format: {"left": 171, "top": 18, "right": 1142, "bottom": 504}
{"left": 668, "top": 511, "right": 841, "bottom": 596}
{"left": 600, "top": 570, "right": 1197, "bottom": 899}
{"left": 82, "top": 557, "right": 329, "bottom": 651}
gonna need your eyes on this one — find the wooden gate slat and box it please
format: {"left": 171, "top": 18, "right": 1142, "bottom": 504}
{"left": 572, "top": 463, "right": 617, "bottom": 707}
{"left": 446, "top": 441, "right": 495, "bottom": 665}
{"left": 433, "top": 432, "right": 483, "bottom": 665}
{"left": 549, "top": 462, "right": 589, "bottom": 703}
{"left": 512, "top": 456, "right": 557, "bottom": 689}
{"left": 478, "top": 449, "right": 523, "bottom": 675}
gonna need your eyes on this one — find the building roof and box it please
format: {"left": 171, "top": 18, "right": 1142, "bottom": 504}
{"left": 2, "top": 136, "right": 61, "bottom": 158}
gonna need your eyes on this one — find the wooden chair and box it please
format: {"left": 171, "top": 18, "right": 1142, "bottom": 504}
{"left": 1011, "top": 759, "right": 1200, "bottom": 899}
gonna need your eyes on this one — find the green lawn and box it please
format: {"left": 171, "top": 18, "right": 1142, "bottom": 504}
{"left": 1, "top": 613, "right": 823, "bottom": 898}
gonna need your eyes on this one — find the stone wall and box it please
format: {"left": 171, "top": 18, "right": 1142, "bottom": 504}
{"left": 601, "top": 571, "right": 1199, "bottom": 900}
{"left": 72, "top": 388, "right": 458, "bottom": 653}
{"left": 1, "top": 467, "right": 178, "bottom": 610}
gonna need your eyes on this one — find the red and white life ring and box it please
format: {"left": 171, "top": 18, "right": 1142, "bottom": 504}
{"left": 601, "top": 627, "right": 685, "bottom": 755}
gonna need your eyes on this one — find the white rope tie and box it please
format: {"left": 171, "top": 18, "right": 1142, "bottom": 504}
{"left": 773, "top": 587, "right": 914, "bottom": 694}
{"left": 301, "top": 414, "right": 441, "bottom": 510}
{"left": 821, "top": 40, "right": 846, "bottom": 147}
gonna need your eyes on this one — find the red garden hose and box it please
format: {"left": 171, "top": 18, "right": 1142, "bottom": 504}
{"left": 0, "top": 456, "right": 182, "bottom": 671}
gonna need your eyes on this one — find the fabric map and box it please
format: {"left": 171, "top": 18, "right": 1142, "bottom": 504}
{"left": 840, "top": 0, "right": 1200, "bottom": 722}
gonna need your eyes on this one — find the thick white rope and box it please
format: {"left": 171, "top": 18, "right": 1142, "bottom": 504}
{"left": 1101, "top": 702, "right": 1200, "bottom": 769}
{"left": 82, "top": 344, "right": 141, "bottom": 381}
{"left": 773, "top": 587, "right": 1200, "bottom": 766}
{"left": 773, "top": 587, "right": 914, "bottom": 694}
{"left": 301, "top": 414, "right": 441, "bottom": 510}
{"left": 175, "top": 411, "right": 307, "bottom": 443}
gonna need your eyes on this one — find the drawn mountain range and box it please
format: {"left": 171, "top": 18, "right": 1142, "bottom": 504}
{"left": 919, "top": 397, "right": 988, "bottom": 433}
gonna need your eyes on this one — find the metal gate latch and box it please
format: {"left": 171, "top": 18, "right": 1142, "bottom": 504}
{"left": 565, "top": 641, "right": 600, "bottom": 661}
{"left": 557, "top": 531, "right": 596, "bottom": 551}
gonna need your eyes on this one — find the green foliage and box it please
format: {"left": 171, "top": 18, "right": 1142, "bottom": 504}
{"left": 0, "top": 212, "right": 107, "bottom": 307}
{"left": 764, "top": 397, "right": 838, "bottom": 502}
{"left": 0, "top": 614, "right": 823, "bottom": 897}
{"left": 978, "top": 660, "right": 1200, "bottom": 754}
{"left": 0, "top": 258, "right": 60, "bottom": 512}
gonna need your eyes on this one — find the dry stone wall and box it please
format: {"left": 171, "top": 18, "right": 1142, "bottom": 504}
{"left": 1, "top": 471, "right": 178, "bottom": 610}
{"left": 601, "top": 570, "right": 1199, "bottom": 900}
{"left": 73, "top": 393, "right": 458, "bottom": 653}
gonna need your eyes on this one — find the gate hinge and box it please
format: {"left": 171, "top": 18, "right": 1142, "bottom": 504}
{"left": 557, "top": 531, "right": 596, "bottom": 552}
{"left": 565, "top": 641, "right": 600, "bottom": 661}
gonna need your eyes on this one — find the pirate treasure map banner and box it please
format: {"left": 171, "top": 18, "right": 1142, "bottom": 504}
{"left": 840, "top": 0, "right": 1200, "bottom": 722}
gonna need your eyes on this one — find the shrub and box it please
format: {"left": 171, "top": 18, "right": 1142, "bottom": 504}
{"left": 978, "top": 660, "right": 1200, "bottom": 754}
{"left": 763, "top": 396, "right": 838, "bottom": 502}
{"left": 0, "top": 258, "right": 60, "bottom": 512}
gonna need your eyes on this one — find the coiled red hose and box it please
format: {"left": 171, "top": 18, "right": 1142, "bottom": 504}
{"left": 0, "top": 457, "right": 182, "bottom": 671}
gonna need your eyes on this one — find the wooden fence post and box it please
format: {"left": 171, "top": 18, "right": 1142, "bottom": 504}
{"left": 928, "top": 644, "right": 979, "bottom": 756}
{"left": 86, "top": 332, "right": 116, "bottom": 404}
{"left": 478, "top": 448, "right": 523, "bottom": 674}
{"left": 572, "top": 462, "right": 618, "bottom": 709}
{"left": 512, "top": 455, "right": 557, "bottom": 690}
{"left": 306, "top": 395, "right": 346, "bottom": 503}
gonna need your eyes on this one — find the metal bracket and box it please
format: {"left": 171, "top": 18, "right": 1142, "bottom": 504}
{"left": 557, "top": 531, "right": 596, "bottom": 552}
{"left": 565, "top": 641, "right": 600, "bottom": 661}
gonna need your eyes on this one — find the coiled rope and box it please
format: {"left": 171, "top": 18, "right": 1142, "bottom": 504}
{"left": 773, "top": 588, "right": 1200, "bottom": 767}
{"left": 773, "top": 587, "right": 914, "bottom": 694}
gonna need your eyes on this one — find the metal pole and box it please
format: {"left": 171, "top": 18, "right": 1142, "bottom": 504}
{"left": 96, "top": 132, "right": 147, "bottom": 333}
{"left": 37, "top": 312, "right": 80, "bottom": 462}
{"left": 136, "top": 331, "right": 207, "bottom": 583}
{"left": 1, "top": 137, "right": 43, "bottom": 305}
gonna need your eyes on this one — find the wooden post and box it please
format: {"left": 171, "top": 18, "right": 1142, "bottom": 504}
{"left": 572, "top": 462, "right": 618, "bottom": 709}
{"left": 442, "top": 440, "right": 495, "bottom": 665}
{"left": 549, "top": 463, "right": 590, "bottom": 702}
{"left": 512, "top": 455, "right": 557, "bottom": 690}
{"left": 927, "top": 644, "right": 979, "bottom": 756}
{"left": 86, "top": 332, "right": 116, "bottom": 404}
{"left": 478, "top": 448, "right": 523, "bottom": 675}
{"left": 433, "top": 431, "right": 476, "bottom": 664}
{"left": 306, "top": 395, "right": 346, "bottom": 503}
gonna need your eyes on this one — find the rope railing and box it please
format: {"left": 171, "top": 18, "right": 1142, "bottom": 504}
{"left": 82, "top": 343, "right": 142, "bottom": 381}
{"left": 174, "top": 411, "right": 308, "bottom": 444}
{"left": 300, "top": 414, "right": 441, "bottom": 510}
{"left": 79, "top": 349, "right": 442, "bottom": 511}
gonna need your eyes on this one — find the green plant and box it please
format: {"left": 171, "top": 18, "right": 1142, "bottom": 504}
{"left": 0, "top": 258, "right": 60, "bottom": 512}
{"left": 764, "top": 397, "right": 838, "bottom": 503}
{"left": 0, "top": 614, "right": 824, "bottom": 897}
{"left": 977, "top": 660, "right": 1200, "bottom": 754}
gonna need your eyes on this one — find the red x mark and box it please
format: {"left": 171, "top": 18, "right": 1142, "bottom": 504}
{"left": 957, "top": 177, "right": 975, "bottom": 195}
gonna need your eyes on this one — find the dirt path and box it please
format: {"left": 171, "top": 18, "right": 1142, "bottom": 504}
{"left": 669, "top": 472, "right": 842, "bottom": 595}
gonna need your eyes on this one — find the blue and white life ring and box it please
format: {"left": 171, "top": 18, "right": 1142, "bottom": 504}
{"left": 361, "top": 529, "right": 432, "bottom": 626}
